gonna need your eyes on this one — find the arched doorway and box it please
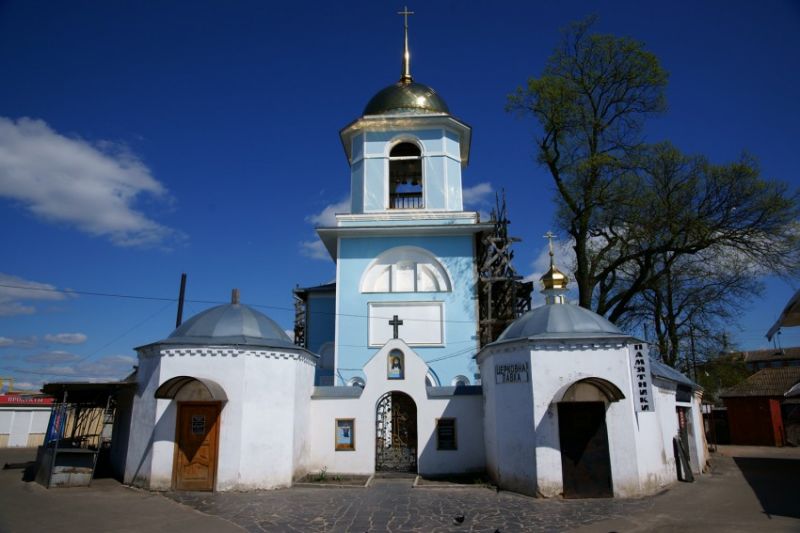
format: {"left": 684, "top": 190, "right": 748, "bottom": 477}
{"left": 557, "top": 378, "right": 624, "bottom": 498}
{"left": 375, "top": 391, "right": 417, "bottom": 472}
{"left": 155, "top": 376, "right": 226, "bottom": 491}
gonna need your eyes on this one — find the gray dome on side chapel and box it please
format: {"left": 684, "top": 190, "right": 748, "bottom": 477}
{"left": 159, "top": 303, "right": 296, "bottom": 350}
{"left": 496, "top": 303, "right": 625, "bottom": 343}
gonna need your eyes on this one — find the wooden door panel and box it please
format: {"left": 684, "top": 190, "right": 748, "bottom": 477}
{"left": 174, "top": 403, "right": 219, "bottom": 491}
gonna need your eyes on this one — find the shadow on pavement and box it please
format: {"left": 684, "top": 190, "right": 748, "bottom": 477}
{"left": 733, "top": 456, "right": 800, "bottom": 519}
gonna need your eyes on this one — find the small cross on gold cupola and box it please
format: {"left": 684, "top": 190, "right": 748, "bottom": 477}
{"left": 540, "top": 231, "right": 569, "bottom": 304}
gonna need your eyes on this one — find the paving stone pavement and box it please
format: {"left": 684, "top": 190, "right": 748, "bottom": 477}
{"left": 166, "top": 477, "right": 653, "bottom": 533}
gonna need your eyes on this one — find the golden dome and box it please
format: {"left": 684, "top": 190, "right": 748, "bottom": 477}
{"left": 540, "top": 231, "right": 569, "bottom": 291}
{"left": 540, "top": 264, "right": 569, "bottom": 290}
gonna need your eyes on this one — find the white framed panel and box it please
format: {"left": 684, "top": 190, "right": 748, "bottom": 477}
{"left": 368, "top": 302, "right": 444, "bottom": 347}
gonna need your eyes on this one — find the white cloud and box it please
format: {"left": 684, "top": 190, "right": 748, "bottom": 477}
{"left": 76, "top": 355, "right": 136, "bottom": 379}
{"left": 525, "top": 237, "right": 576, "bottom": 284}
{"left": 306, "top": 197, "right": 349, "bottom": 227}
{"left": 9, "top": 381, "right": 39, "bottom": 391}
{"left": 0, "top": 273, "right": 68, "bottom": 316}
{"left": 44, "top": 332, "right": 87, "bottom": 345}
{"left": 0, "top": 116, "right": 177, "bottom": 247}
{"left": 26, "top": 350, "right": 82, "bottom": 364}
{"left": 38, "top": 365, "right": 78, "bottom": 376}
{"left": 300, "top": 197, "right": 349, "bottom": 261}
{"left": 299, "top": 238, "right": 331, "bottom": 261}
{"left": 462, "top": 182, "right": 493, "bottom": 207}
{"left": 283, "top": 329, "right": 295, "bottom": 342}
{"left": 0, "top": 335, "right": 37, "bottom": 348}
{"left": 19, "top": 354, "right": 136, "bottom": 381}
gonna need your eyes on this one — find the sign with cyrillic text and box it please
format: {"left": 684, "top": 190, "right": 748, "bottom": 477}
{"left": 629, "top": 344, "right": 654, "bottom": 412}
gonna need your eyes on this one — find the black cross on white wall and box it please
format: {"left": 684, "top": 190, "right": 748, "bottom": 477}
{"left": 388, "top": 315, "right": 404, "bottom": 339}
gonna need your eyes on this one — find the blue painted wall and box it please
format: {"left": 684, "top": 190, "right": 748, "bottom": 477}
{"left": 349, "top": 127, "right": 464, "bottom": 213}
{"left": 335, "top": 234, "right": 479, "bottom": 386}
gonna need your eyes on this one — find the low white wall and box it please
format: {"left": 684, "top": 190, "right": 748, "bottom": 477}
{"left": 125, "top": 344, "right": 316, "bottom": 491}
{"left": 478, "top": 349, "right": 536, "bottom": 496}
{"left": 480, "top": 339, "right": 690, "bottom": 498}
{"left": 308, "top": 339, "right": 485, "bottom": 477}
{"left": 0, "top": 407, "right": 51, "bottom": 448}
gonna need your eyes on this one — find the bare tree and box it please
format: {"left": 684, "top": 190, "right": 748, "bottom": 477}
{"left": 509, "top": 19, "right": 800, "bottom": 361}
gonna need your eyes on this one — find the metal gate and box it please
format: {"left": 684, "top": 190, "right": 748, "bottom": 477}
{"left": 375, "top": 391, "right": 417, "bottom": 472}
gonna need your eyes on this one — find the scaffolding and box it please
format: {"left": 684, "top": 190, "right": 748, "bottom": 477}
{"left": 477, "top": 192, "right": 532, "bottom": 347}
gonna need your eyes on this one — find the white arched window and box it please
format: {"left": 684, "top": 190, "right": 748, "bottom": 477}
{"left": 360, "top": 246, "right": 452, "bottom": 293}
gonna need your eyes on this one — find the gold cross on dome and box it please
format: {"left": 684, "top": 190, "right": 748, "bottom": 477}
{"left": 543, "top": 231, "right": 557, "bottom": 256}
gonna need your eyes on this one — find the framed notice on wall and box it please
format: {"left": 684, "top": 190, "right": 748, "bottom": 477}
{"left": 335, "top": 419, "right": 355, "bottom": 451}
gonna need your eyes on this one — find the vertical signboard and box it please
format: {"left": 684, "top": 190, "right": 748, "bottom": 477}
{"left": 628, "top": 343, "right": 654, "bottom": 412}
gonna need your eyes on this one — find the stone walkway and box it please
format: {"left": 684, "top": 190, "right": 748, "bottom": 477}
{"left": 2, "top": 446, "right": 799, "bottom": 532}
{"left": 167, "top": 477, "right": 650, "bottom": 532}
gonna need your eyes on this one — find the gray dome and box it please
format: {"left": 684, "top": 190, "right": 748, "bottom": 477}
{"left": 161, "top": 303, "right": 295, "bottom": 349}
{"left": 364, "top": 81, "right": 449, "bottom": 115}
{"left": 496, "top": 304, "right": 625, "bottom": 343}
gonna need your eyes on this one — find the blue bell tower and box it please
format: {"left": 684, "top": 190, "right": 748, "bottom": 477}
{"left": 314, "top": 11, "right": 490, "bottom": 387}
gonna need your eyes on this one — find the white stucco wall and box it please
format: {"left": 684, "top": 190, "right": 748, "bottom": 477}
{"left": 124, "top": 344, "right": 316, "bottom": 491}
{"left": 308, "top": 339, "right": 485, "bottom": 476}
{"left": 478, "top": 349, "right": 536, "bottom": 495}
{"left": 479, "top": 338, "right": 698, "bottom": 498}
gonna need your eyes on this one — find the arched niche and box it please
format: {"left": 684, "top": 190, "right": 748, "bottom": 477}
{"left": 387, "top": 349, "right": 405, "bottom": 380}
{"left": 360, "top": 246, "right": 452, "bottom": 293}
{"left": 451, "top": 375, "right": 470, "bottom": 387}
{"left": 558, "top": 377, "right": 625, "bottom": 404}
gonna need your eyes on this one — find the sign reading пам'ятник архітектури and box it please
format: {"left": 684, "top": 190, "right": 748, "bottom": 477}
{"left": 628, "top": 344, "right": 654, "bottom": 412}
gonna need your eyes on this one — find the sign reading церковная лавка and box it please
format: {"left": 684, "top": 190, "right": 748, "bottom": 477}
{"left": 495, "top": 361, "right": 529, "bottom": 384}
{"left": 628, "top": 343, "right": 654, "bottom": 412}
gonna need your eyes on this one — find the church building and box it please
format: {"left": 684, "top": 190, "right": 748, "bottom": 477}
{"left": 113, "top": 14, "right": 708, "bottom": 498}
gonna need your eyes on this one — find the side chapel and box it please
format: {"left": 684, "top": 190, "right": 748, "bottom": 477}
{"left": 114, "top": 12, "right": 708, "bottom": 498}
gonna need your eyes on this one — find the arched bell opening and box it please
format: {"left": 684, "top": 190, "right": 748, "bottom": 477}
{"left": 375, "top": 391, "right": 418, "bottom": 473}
{"left": 556, "top": 377, "right": 624, "bottom": 498}
{"left": 388, "top": 142, "right": 423, "bottom": 209}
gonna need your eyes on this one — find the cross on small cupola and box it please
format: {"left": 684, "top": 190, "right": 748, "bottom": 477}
{"left": 540, "top": 231, "right": 569, "bottom": 303}
{"left": 388, "top": 315, "right": 404, "bottom": 339}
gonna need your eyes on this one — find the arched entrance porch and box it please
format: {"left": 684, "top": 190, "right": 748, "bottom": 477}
{"left": 375, "top": 391, "right": 418, "bottom": 472}
{"left": 155, "top": 376, "right": 226, "bottom": 491}
{"left": 556, "top": 378, "right": 625, "bottom": 498}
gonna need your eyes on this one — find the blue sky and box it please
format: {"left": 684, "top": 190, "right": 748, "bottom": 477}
{"left": 1, "top": 1, "right": 799, "bottom": 390}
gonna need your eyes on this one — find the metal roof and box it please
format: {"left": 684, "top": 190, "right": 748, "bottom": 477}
{"left": 767, "top": 288, "right": 800, "bottom": 341}
{"left": 293, "top": 282, "right": 336, "bottom": 297}
{"left": 720, "top": 367, "right": 800, "bottom": 398}
{"left": 494, "top": 303, "right": 627, "bottom": 343}
{"left": 735, "top": 347, "right": 800, "bottom": 364}
{"left": 649, "top": 358, "right": 698, "bottom": 389}
{"left": 146, "top": 303, "right": 296, "bottom": 350}
{"left": 363, "top": 81, "right": 450, "bottom": 116}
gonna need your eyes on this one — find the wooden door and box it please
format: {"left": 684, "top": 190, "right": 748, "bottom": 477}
{"left": 558, "top": 402, "right": 613, "bottom": 498}
{"left": 174, "top": 402, "right": 220, "bottom": 491}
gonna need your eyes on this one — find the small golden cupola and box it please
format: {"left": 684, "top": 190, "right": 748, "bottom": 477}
{"left": 540, "top": 231, "right": 569, "bottom": 304}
